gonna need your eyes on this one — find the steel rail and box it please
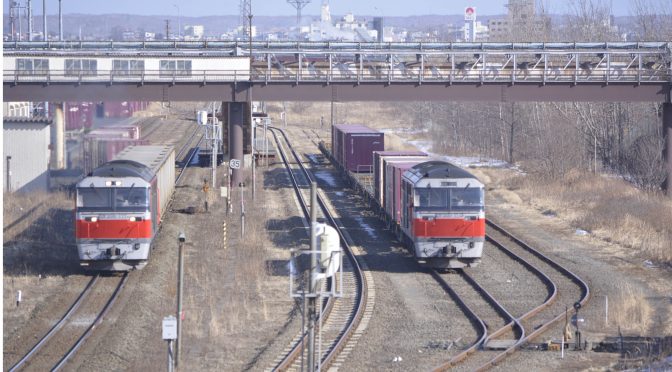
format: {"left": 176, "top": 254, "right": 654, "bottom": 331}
{"left": 174, "top": 123, "right": 201, "bottom": 162}
{"left": 52, "top": 273, "right": 129, "bottom": 371}
{"left": 473, "top": 220, "right": 591, "bottom": 371}
{"left": 429, "top": 271, "right": 489, "bottom": 370}
{"left": 269, "top": 127, "right": 367, "bottom": 371}
{"left": 269, "top": 128, "right": 337, "bottom": 371}
{"left": 174, "top": 133, "right": 204, "bottom": 186}
{"left": 8, "top": 276, "right": 99, "bottom": 372}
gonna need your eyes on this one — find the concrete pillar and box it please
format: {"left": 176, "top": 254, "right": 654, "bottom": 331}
{"left": 52, "top": 103, "right": 65, "bottom": 169}
{"left": 664, "top": 102, "right": 672, "bottom": 195}
{"left": 228, "top": 102, "right": 245, "bottom": 185}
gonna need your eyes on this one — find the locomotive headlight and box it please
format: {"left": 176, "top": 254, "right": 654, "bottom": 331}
{"left": 133, "top": 243, "right": 141, "bottom": 250}
{"left": 85, "top": 216, "right": 98, "bottom": 222}
{"left": 130, "top": 217, "right": 144, "bottom": 222}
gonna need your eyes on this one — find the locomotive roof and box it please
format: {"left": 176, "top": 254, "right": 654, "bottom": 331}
{"left": 407, "top": 160, "right": 477, "bottom": 180}
{"left": 92, "top": 145, "right": 173, "bottom": 181}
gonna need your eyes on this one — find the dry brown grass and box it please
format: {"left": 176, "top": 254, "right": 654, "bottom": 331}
{"left": 219, "top": 168, "right": 273, "bottom": 333}
{"left": 504, "top": 170, "right": 672, "bottom": 263}
{"left": 611, "top": 282, "right": 652, "bottom": 334}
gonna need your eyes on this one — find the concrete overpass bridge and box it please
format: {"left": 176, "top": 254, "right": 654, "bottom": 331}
{"left": 3, "top": 41, "right": 672, "bottom": 191}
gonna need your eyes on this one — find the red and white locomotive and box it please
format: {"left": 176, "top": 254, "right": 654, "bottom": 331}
{"left": 399, "top": 161, "right": 485, "bottom": 269}
{"left": 75, "top": 145, "right": 175, "bottom": 271}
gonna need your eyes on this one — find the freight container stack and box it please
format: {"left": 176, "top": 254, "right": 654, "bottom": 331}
{"left": 65, "top": 102, "right": 95, "bottom": 131}
{"left": 331, "top": 124, "right": 385, "bottom": 173}
{"left": 95, "top": 101, "right": 149, "bottom": 119}
{"left": 373, "top": 151, "right": 427, "bottom": 207}
{"left": 82, "top": 125, "right": 147, "bottom": 175}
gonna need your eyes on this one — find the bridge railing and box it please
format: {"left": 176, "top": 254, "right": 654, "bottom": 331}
{"left": 3, "top": 70, "right": 250, "bottom": 85}
{"left": 4, "top": 65, "right": 669, "bottom": 85}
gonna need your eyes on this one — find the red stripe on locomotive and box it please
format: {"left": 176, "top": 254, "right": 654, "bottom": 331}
{"left": 413, "top": 218, "right": 485, "bottom": 238}
{"left": 76, "top": 219, "right": 153, "bottom": 239}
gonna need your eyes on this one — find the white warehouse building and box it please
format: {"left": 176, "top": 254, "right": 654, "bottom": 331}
{"left": 3, "top": 116, "right": 52, "bottom": 193}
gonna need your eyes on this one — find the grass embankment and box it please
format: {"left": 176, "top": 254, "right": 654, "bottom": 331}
{"left": 504, "top": 170, "right": 672, "bottom": 264}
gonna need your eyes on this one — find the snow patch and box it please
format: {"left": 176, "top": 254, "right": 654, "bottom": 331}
{"left": 352, "top": 216, "right": 377, "bottom": 239}
{"left": 314, "top": 171, "right": 337, "bottom": 187}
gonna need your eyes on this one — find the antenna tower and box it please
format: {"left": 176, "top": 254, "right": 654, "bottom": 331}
{"left": 287, "top": 0, "right": 311, "bottom": 25}
{"left": 240, "top": 0, "right": 252, "bottom": 37}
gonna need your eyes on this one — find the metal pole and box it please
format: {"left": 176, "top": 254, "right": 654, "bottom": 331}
{"left": 307, "top": 182, "right": 317, "bottom": 372}
{"left": 58, "top": 0, "right": 62, "bottom": 40}
{"left": 240, "top": 183, "right": 245, "bottom": 237}
{"left": 168, "top": 340, "right": 174, "bottom": 372}
{"left": 28, "top": 0, "right": 33, "bottom": 41}
{"left": 18, "top": 3, "right": 23, "bottom": 41}
{"left": 6, "top": 156, "right": 12, "bottom": 193}
{"left": 663, "top": 102, "right": 672, "bottom": 196}
{"left": 42, "top": 0, "right": 46, "bottom": 40}
{"left": 211, "top": 103, "right": 217, "bottom": 189}
{"left": 176, "top": 233, "right": 186, "bottom": 367}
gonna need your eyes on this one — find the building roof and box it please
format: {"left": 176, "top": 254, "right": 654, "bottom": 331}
{"left": 3, "top": 116, "right": 53, "bottom": 125}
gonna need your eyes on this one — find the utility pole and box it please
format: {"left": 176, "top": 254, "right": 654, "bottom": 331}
{"left": 6, "top": 156, "right": 12, "bottom": 193}
{"left": 165, "top": 19, "right": 171, "bottom": 40}
{"left": 176, "top": 232, "right": 186, "bottom": 368}
{"left": 286, "top": 0, "right": 311, "bottom": 25}
{"left": 58, "top": 0, "right": 63, "bottom": 40}
{"left": 173, "top": 4, "right": 181, "bottom": 39}
{"left": 27, "top": 0, "right": 33, "bottom": 41}
{"left": 307, "top": 182, "right": 317, "bottom": 371}
{"left": 42, "top": 0, "right": 46, "bottom": 41}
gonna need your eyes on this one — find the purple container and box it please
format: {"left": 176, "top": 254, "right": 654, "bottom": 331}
{"left": 385, "top": 161, "right": 422, "bottom": 223}
{"left": 333, "top": 124, "right": 384, "bottom": 173}
{"left": 373, "top": 151, "right": 427, "bottom": 206}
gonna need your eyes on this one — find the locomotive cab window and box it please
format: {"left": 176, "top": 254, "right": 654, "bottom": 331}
{"left": 415, "top": 187, "right": 484, "bottom": 211}
{"left": 77, "top": 187, "right": 148, "bottom": 212}
{"left": 114, "top": 187, "right": 149, "bottom": 211}
{"left": 77, "top": 188, "right": 112, "bottom": 211}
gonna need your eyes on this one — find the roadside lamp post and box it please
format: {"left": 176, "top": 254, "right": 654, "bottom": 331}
{"left": 176, "top": 232, "right": 186, "bottom": 367}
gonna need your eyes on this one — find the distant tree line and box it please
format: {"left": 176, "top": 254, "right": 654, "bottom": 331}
{"left": 400, "top": 0, "right": 671, "bottom": 191}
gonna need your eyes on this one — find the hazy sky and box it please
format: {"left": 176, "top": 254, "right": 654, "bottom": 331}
{"left": 4, "top": 0, "right": 634, "bottom": 17}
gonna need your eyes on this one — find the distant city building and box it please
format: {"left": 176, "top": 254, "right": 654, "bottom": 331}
{"left": 121, "top": 30, "right": 138, "bottom": 41}
{"left": 3, "top": 116, "right": 52, "bottom": 193}
{"left": 488, "top": 0, "right": 549, "bottom": 41}
{"left": 144, "top": 32, "right": 156, "bottom": 41}
{"left": 461, "top": 6, "right": 489, "bottom": 42}
{"left": 184, "top": 25, "right": 205, "bottom": 39}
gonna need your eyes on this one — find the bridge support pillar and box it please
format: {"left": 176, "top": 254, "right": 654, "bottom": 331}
{"left": 664, "top": 102, "right": 672, "bottom": 195}
{"left": 228, "top": 102, "right": 245, "bottom": 186}
{"left": 51, "top": 103, "right": 65, "bottom": 170}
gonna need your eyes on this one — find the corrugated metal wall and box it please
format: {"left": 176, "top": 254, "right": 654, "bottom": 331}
{"left": 3, "top": 121, "right": 51, "bottom": 193}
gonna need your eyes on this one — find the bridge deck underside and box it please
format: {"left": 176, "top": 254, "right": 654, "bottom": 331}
{"left": 4, "top": 82, "right": 669, "bottom": 102}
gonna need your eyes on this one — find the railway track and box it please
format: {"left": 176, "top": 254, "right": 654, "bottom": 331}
{"left": 174, "top": 124, "right": 204, "bottom": 186}
{"left": 8, "top": 273, "right": 128, "bottom": 372}
{"left": 267, "top": 127, "right": 371, "bottom": 371}
{"left": 9, "top": 120, "right": 202, "bottom": 372}
{"left": 430, "top": 220, "right": 590, "bottom": 371}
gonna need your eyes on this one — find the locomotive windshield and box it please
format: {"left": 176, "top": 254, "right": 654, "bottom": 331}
{"left": 77, "top": 187, "right": 149, "bottom": 212}
{"left": 415, "top": 187, "right": 484, "bottom": 212}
